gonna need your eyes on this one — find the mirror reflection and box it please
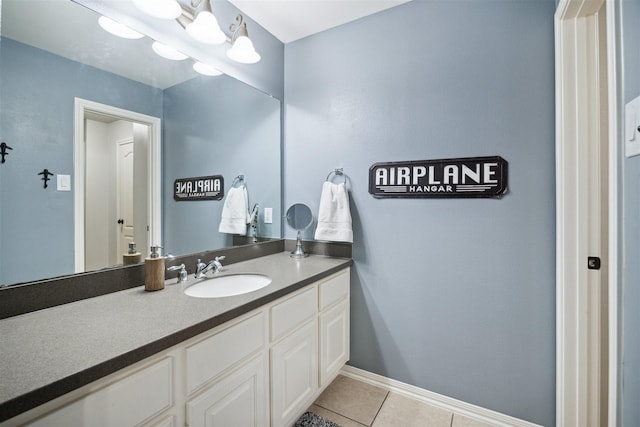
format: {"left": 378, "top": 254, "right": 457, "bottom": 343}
{"left": 0, "top": 0, "right": 282, "bottom": 286}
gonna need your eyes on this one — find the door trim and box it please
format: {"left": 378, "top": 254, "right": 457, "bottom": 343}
{"left": 555, "top": 0, "right": 619, "bottom": 425}
{"left": 605, "top": 1, "right": 621, "bottom": 424}
{"left": 73, "top": 98, "right": 162, "bottom": 272}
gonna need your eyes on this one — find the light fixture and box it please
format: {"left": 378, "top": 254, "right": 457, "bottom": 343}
{"left": 226, "top": 15, "right": 261, "bottom": 64}
{"left": 193, "top": 61, "right": 223, "bottom": 76}
{"left": 185, "top": 1, "right": 226, "bottom": 45}
{"left": 98, "top": 16, "right": 144, "bottom": 39}
{"left": 132, "top": 0, "right": 182, "bottom": 20}
{"left": 152, "top": 41, "right": 188, "bottom": 60}
{"left": 126, "top": 0, "right": 262, "bottom": 66}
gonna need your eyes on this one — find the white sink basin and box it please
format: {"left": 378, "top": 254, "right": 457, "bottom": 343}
{"left": 184, "top": 274, "right": 272, "bottom": 298}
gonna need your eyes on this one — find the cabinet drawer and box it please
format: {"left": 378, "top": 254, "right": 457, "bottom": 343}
{"left": 186, "top": 311, "right": 266, "bottom": 394}
{"left": 271, "top": 287, "right": 317, "bottom": 342}
{"left": 319, "top": 269, "right": 349, "bottom": 311}
{"left": 29, "top": 357, "right": 173, "bottom": 427}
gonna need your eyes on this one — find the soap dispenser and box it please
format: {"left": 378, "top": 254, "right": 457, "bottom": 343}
{"left": 144, "top": 245, "right": 165, "bottom": 292}
{"left": 123, "top": 242, "right": 142, "bottom": 265}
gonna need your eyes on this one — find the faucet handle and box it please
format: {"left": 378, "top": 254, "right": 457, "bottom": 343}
{"left": 167, "top": 264, "right": 187, "bottom": 283}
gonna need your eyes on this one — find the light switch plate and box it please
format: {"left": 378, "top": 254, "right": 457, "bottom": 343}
{"left": 625, "top": 95, "right": 640, "bottom": 157}
{"left": 57, "top": 174, "right": 71, "bottom": 191}
{"left": 264, "top": 208, "right": 273, "bottom": 224}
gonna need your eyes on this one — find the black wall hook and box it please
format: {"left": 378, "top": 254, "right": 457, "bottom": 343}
{"left": 38, "top": 169, "right": 54, "bottom": 188}
{"left": 0, "top": 142, "right": 13, "bottom": 164}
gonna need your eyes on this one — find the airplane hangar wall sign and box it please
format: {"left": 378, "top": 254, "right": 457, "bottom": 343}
{"left": 368, "top": 156, "right": 508, "bottom": 198}
{"left": 174, "top": 175, "right": 224, "bottom": 201}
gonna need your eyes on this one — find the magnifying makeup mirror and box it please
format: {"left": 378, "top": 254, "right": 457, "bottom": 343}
{"left": 285, "top": 203, "right": 313, "bottom": 259}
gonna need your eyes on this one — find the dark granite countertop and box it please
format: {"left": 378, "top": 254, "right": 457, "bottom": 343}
{"left": 0, "top": 252, "right": 352, "bottom": 422}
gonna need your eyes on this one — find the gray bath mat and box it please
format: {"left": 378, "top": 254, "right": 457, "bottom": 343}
{"left": 294, "top": 411, "right": 342, "bottom": 427}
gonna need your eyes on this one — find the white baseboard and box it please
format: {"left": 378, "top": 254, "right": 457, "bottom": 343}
{"left": 339, "top": 366, "right": 543, "bottom": 427}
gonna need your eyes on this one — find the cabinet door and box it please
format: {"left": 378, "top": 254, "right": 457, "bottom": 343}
{"left": 186, "top": 354, "right": 268, "bottom": 427}
{"left": 270, "top": 320, "right": 318, "bottom": 427}
{"left": 319, "top": 299, "right": 349, "bottom": 387}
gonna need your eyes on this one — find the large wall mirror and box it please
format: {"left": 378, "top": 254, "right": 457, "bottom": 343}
{"left": 0, "top": 0, "right": 282, "bottom": 286}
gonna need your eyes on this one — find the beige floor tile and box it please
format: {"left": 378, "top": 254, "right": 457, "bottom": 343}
{"left": 314, "top": 375, "right": 388, "bottom": 426}
{"left": 371, "top": 392, "right": 453, "bottom": 427}
{"left": 451, "top": 414, "right": 497, "bottom": 427}
{"left": 307, "top": 404, "right": 368, "bottom": 427}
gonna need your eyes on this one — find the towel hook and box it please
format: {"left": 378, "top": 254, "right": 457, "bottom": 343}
{"left": 326, "top": 168, "right": 346, "bottom": 184}
{"left": 0, "top": 142, "right": 13, "bottom": 164}
{"left": 231, "top": 174, "right": 245, "bottom": 187}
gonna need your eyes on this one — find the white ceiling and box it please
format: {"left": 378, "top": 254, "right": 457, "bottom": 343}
{"left": 228, "top": 0, "right": 413, "bottom": 43}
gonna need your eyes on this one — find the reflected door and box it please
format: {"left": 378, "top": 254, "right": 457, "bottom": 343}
{"left": 116, "top": 140, "right": 135, "bottom": 261}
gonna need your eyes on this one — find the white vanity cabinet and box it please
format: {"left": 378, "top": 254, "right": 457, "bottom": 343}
{"left": 10, "top": 267, "right": 350, "bottom": 427}
{"left": 269, "top": 269, "right": 350, "bottom": 427}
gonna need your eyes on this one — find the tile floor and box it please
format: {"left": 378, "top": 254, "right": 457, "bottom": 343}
{"left": 306, "top": 375, "right": 495, "bottom": 427}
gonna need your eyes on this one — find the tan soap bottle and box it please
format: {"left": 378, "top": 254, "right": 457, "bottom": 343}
{"left": 144, "top": 246, "right": 165, "bottom": 292}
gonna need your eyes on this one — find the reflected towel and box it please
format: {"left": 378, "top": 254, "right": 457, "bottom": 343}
{"left": 314, "top": 182, "right": 353, "bottom": 243}
{"left": 218, "top": 186, "right": 249, "bottom": 235}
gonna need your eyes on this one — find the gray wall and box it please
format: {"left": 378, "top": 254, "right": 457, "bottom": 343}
{"left": 622, "top": 0, "right": 640, "bottom": 425}
{"left": 0, "top": 38, "right": 163, "bottom": 285}
{"left": 283, "top": 1, "right": 556, "bottom": 426}
{"left": 162, "top": 75, "right": 281, "bottom": 255}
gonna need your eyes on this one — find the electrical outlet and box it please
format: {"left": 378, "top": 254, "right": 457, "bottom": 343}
{"left": 264, "top": 208, "right": 273, "bottom": 224}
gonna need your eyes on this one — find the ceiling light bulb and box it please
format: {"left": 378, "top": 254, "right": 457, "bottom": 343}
{"left": 152, "top": 41, "right": 188, "bottom": 60}
{"left": 193, "top": 62, "right": 223, "bottom": 76}
{"left": 132, "top": 0, "right": 182, "bottom": 20}
{"left": 186, "top": 11, "right": 226, "bottom": 45}
{"left": 98, "top": 16, "right": 144, "bottom": 39}
{"left": 226, "top": 36, "right": 261, "bottom": 64}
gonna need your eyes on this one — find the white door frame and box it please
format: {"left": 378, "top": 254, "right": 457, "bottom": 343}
{"left": 73, "top": 98, "right": 162, "bottom": 271}
{"left": 555, "top": 0, "right": 620, "bottom": 426}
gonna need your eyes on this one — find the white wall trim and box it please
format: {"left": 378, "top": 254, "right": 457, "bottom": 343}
{"left": 605, "top": 0, "right": 620, "bottom": 425}
{"left": 555, "top": 0, "right": 618, "bottom": 426}
{"left": 339, "top": 366, "right": 543, "bottom": 427}
{"left": 73, "top": 98, "right": 162, "bottom": 272}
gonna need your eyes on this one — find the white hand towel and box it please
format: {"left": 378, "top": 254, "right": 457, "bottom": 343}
{"left": 314, "top": 182, "right": 353, "bottom": 243}
{"left": 218, "top": 186, "right": 249, "bottom": 235}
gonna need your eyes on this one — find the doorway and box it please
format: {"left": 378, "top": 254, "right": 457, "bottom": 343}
{"left": 74, "top": 98, "right": 161, "bottom": 272}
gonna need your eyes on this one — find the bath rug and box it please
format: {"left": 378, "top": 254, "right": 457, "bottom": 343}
{"left": 294, "top": 411, "right": 342, "bottom": 427}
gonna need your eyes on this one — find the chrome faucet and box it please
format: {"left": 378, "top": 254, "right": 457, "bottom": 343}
{"left": 249, "top": 203, "right": 259, "bottom": 243}
{"left": 195, "top": 256, "right": 226, "bottom": 279}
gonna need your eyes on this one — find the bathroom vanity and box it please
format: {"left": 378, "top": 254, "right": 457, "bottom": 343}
{"left": 0, "top": 253, "right": 351, "bottom": 427}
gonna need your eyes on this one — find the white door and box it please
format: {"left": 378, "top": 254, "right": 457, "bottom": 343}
{"left": 117, "top": 139, "right": 135, "bottom": 262}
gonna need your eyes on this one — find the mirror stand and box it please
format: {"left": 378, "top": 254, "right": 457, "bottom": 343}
{"left": 291, "top": 230, "right": 308, "bottom": 259}
{"left": 285, "top": 204, "right": 313, "bottom": 259}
